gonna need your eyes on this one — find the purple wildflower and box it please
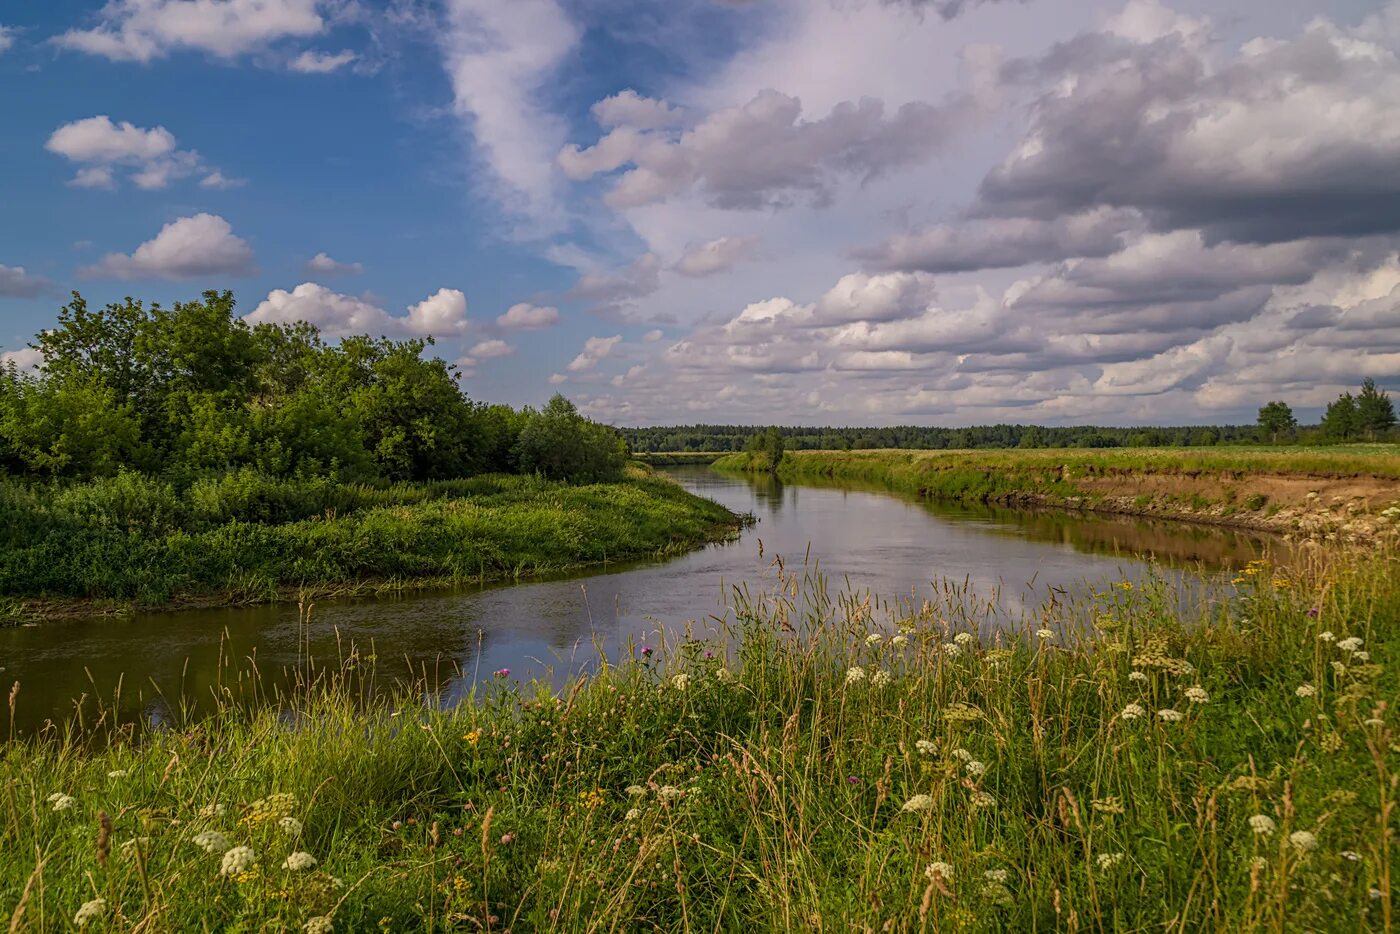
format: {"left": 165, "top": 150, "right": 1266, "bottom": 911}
{"left": 493, "top": 668, "right": 510, "bottom": 678}
{"left": 640, "top": 646, "right": 653, "bottom": 658}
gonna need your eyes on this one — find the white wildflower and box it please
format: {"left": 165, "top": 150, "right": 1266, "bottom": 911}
{"left": 983, "top": 868, "right": 1010, "bottom": 884}
{"left": 965, "top": 760, "right": 988, "bottom": 778}
{"left": 714, "top": 667, "right": 733, "bottom": 682}
{"left": 625, "top": 785, "right": 647, "bottom": 797}
{"left": 1248, "top": 814, "right": 1276, "bottom": 836}
{"left": 1336, "top": 637, "right": 1363, "bottom": 653}
{"left": 925, "top": 861, "right": 954, "bottom": 882}
{"left": 845, "top": 666, "right": 866, "bottom": 685}
{"left": 890, "top": 635, "right": 908, "bottom": 648}
{"left": 304, "top": 917, "right": 334, "bottom": 934}
{"left": 50, "top": 794, "right": 76, "bottom": 812}
{"left": 1354, "top": 651, "right": 1370, "bottom": 662}
{"left": 941, "top": 642, "right": 962, "bottom": 658}
{"left": 283, "top": 851, "right": 317, "bottom": 871}
{"left": 199, "top": 802, "right": 226, "bottom": 817}
{"left": 220, "top": 845, "right": 256, "bottom": 876}
{"left": 1036, "top": 628, "right": 1055, "bottom": 641}
{"left": 625, "top": 808, "right": 641, "bottom": 821}
{"left": 902, "top": 794, "right": 935, "bottom": 813}
{"left": 950, "top": 747, "right": 973, "bottom": 762}
{"left": 74, "top": 898, "right": 106, "bottom": 927}
{"left": 1157, "top": 708, "right": 1183, "bottom": 722}
{"left": 914, "top": 740, "right": 937, "bottom": 756}
{"left": 1128, "top": 671, "right": 1148, "bottom": 683}
{"left": 1340, "top": 850, "right": 1361, "bottom": 861}
{"left": 1295, "top": 683, "right": 1316, "bottom": 698}
{"left": 657, "top": 785, "right": 685, "bottom": 802}
{"left": 671, "top": 673, "right": 691, "bottom": 691}
{"left": 1120, "top": 703, "right": 1146, "bottom": 720}
{"left": 971, "top": 791, "right": 996, "bottom": 808}
{"left": 1370, "top": 888, "right": 1383, "bottom": 900}
{"left": 1289, "top": 830, "right": 1318, "bottom": 853}
{"left": 1095, "top": 852, "right": 1125, "bottom": 870}
{"left": 1332, "top": 661, "right": 1348, "bottom": 676}
{"left": 193, "top": 830, "right": 231, "bottom": 854}
{"left": 1318, "top": 631, "right": 1335, "bottom": 643}
{"left": 981, "top": 880, "right": 1014, "bottom": 907}
{"left": 1184, "top": 686, "right": 1210, "bottom": 704}
{"left": 278, "top": 816, "right": 304, "bottom": 837}
{"left": 871, "top": 669, "right": 892, "bottom": 688}
{"left": 107, "top": 770, "right": 129, "bottom": 779}
{"left": 954, "top": 633, "right": 975, "bottom": 647}
{"left": 865, "top": 633, "right": 883, "bottom": 647}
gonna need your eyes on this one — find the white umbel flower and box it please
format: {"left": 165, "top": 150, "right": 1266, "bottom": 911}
{"left": 220, "top": 846, "right": 256, "bottom": 876}
{"left": 1095, "top": 852, "right": 1125, "bottom": 870}
{"left": 671, "top": 673, "right": 691, "bottom": 691}
{"left": 845, "top": 666, "right": 866, "bottom": 685}
{"left": 1120, "top": 703, "right": 1146, "bottom": 720}
{"left": 1295, "top": 683, "right": 1316, "bottom": 698}
{"left": 914, "top": 739, "right": 937, "bottom": 755}
{"left": 283, "top": 851, "right": 317, "bottom": 871}
{"left": 871, "top": 669, "right": 892, "bottom": 688}
{"left": 74, "top": 898, "right": 106, "bottom": 927}
{"left": 304, "top": 917, "right": 334, "bottom": 934}
{"left": 193, "top": 830, "right": 231, "bottom": 854}
{"left": 925, "top": 861, "right": 954, "bottom": 882}
{"left": 1157, "top": 708, "right": 1183, "bottom": 722}
{"left": 865, "top": 633, "right": 883, "bottom": 646}
{"left": 1336, "top": 637, "right": 1363, "bottom": 653}
{"left": 279, "top": 816, "right": 303, "bottom": 837}
{"left": 902, "top": 794, "right": 935, "bottom": 813}
{"left": 1036, "top": 629, "right": 1055, "bottom": 641}
{"left": 1289, "top": 830, "right": 1318, "bottom": 853}
{"left": 1248, "top": 814, "right": 1276, "bottom": 836}
{"left": 1184, "top": 686, "right": 1209, "bottom": 704}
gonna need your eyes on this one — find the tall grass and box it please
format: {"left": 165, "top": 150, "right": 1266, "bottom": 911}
{"left": 0, "top": 466, "right": 741, "bottom": 610}
{"left": 2, "top": 544, "right": 1394, "bottom": 931}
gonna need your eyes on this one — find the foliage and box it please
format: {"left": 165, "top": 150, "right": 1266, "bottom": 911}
{"left": 2, "top": 544, "right": 1396, "bottom": 931}
{"left": 512, "top": 395, "right": 629, "bottom": 482}
{"left": 1257, "top": 400, "right": 1297, "bottom": 443}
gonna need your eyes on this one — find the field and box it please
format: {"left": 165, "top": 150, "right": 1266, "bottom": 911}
{"left": 0, "top": 466, "right": 741, "bottom": 620}
{"left": 714, "top": 447, "right": 1400, "bottom": 540}
{"left": 2, "top": 539, "right": 1396, "bottom": 931}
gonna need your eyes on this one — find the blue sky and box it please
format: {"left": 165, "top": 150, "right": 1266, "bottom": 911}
{"left": 2, "top": 0, "right": 1398, "bottom": 425}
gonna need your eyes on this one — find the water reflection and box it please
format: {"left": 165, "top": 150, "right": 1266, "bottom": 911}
{"left": 0, "top": 466, "right": 1284, "bottom": 735}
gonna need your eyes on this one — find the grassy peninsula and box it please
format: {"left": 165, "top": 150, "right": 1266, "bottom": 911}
{"left": 714, "top": 447, "right": 1400, "bottom": 541}
{"left": 3, "top": 542, "right": 1395, "bottom": 931}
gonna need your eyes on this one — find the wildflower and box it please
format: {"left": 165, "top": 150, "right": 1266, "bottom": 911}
{"left": 846, "top": 776, "right": 862, "bottom": 784}
{"left": 74, "top": 898, "right": 106, "bottom": 927}
{"left": 304, "top": 917, "right": 334, "bottom": 934}
{"left": 199, "top": 803, "right": 226, "bottom": 817}
{"left": 925, "top": 861, "right": 954, "bottom": 883}
{"left": 1184, "top": 686, "right": 1210, "bottom": 704}
{"left": 954, "top": 632, "right": 975, "bottom": 646}
{"left": 463, "top": 729, "right": 482, "bottom": 747}
{"left": 1157, "top": 708, "right": 1183, "bottom": 722}
{"left": 950, "top": 747, "right": 973, "bottom": 762}
{"left": 279, "top": 817, "right": 303, "bottom": 837}
{"left": 970, "top": 791, "right": 996, "bottom": 808}
{"left": 1248, "top": 814, "right": 1276, "bottom": 836}
{"left": 1095, "top": 852, "right": 1125, "bottom": 870}
{"left": 499, "top": 832, "right": 516, "bottom": 844}
{"left": 1332, "top": 661, "right": 1348, "bottom": 676}
{"left": 1337, "top": 637, "right": 1363, "bottom": 653}
{"left": 221, "top": 846, "right": 256, "bottom": 876}
{"left": 865, "top": 633, "right": 883, "bottom": 646}
{"left": 625, "top": 808, "right": 641, "bottom": 821}
{"left": 283, "top": 852, "right": 317, "bottom": 871}
{"left": 640, "top": 646, "right": 653, "bottom": 657}
{"left": 1366, "top": 717, "right": 1385, "bottom": 728}
{"left": 625, "top": 785, "right": 647, "bottom": 797}
{"left": 941, "top": 642, "right": 962, "bottom": 658}
{"left": 1251, "top": 856, "right": 1269, "bottom": 871}
{"left": 657, "top": 785, "right": 685, "bottom": 802}
{"left": 845, "top": 666, "right": 866, "bottom": 685}
{"left": 671, "top": 673, "right": 691, "bottom": 691}
{"left": 1318, "top": 631, "right": 1335, "bottom": 643}
{"left": 1372, "top": 888, "right": 1384, "bottom": 901}
{"left": 50, "top": 794, "right": 76, "bottom": 812}
{"left": 1340, "top": 850, "right": 1361, "bottom": 861}
{"left": 493, "top": 668, "right": 510, "bottom": 678}
{"left": 1036, "top": 628, "right": 1055, "bottom": 641}
{"left": 1120, "top": 703, "right": 1146, "bottom": 720}
{"left": 980, "top": 880, "right": 1014, "bottom": 907}
{"left": 902, "top": 794, "right": 935, "bottom": 813}
{"left": 890, "top": 635, "right": 908, "bottom": 648}
{"left": 107, "top": 769, "right": 129, "bottom": 779}
{"left": 1307, "top": 607, "right": 1320, "bottom": 618}
{"left": 871, "top": 669, "right": 892, "bottom": 688}
{"left": 193, "top": 830, "right": 231, "bottom": 854}
{"left": 1354, "top": 651, "right": 1370, "bottom": 662}
{"left": 965, "top": 760, "right": 987, "bottom": 778}
{"left": 1128, "top": 671, "right": 1148, "bottom": 683}
{"left": 1289, "top": 830, "right": 1318, "bottom": 853}
{"left": 983, "top": 868, "right": 1010, "bottom": 884}
{"left": 1091, "top": 796, "right": 1125, "bottom": 815}
{"left": 915, "top": 740, "right": 937, "bottom": 755}
{"left": 714, "top": 667, "right": 734, "bottom": 682}
{"left": 1296, "top": 683, "right": 1316, "bottom": 698}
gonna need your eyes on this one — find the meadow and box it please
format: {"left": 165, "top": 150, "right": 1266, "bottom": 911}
{"left": 2, "top": 537, "right": 1395, "bottom": 931}
{"left": 0, "top": 465, "right": 741, "bottom": 618}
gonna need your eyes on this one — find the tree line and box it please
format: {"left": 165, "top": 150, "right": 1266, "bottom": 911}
{"left": 0, "top": 291, "right": 628, "bottom": 485}
{"left": 1256, "top": 379, "right": 1396, "bottom": 443}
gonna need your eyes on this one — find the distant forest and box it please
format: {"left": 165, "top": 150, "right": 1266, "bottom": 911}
{"left": 620, "top": 422, "right": 1372, "bottom": 453}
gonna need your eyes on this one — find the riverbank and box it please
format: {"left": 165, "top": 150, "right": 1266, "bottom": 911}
{"left": 0, "top": 466, "right": 742, "bottom": 624}
{"left": 714, "top": 447, "right": 1400, "bottom": 542}
{"left": 3, "top": 541, "right": 1394, "bottom": 931}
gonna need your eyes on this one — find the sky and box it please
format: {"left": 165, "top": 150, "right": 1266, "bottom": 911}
{"left": 2, "top": 0, "right": 1398, "bottom": 427}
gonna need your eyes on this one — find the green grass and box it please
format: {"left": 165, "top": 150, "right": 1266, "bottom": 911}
{"left": 0, "top": 466, "right": 741, "bottom": 611}
{"left": 2, "top": 544, "right": 1395, "bottom": 931}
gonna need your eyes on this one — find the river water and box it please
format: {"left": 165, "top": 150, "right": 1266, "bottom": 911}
{"left": 0, "top": 467, "right": 1279, "bottom": 735}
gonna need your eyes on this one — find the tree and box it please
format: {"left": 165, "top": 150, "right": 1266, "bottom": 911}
{"left": 1321, "top": 393, "right": 1359, "bottom": 441}
{"left": 1355, "top": 378, "right": 1397, "bottom": 440}
{"left": 1256, "top": 400, "right": 1297, "bottom": 443}
{"left": 513, "top": 395, "right": 628, "bottom": 482}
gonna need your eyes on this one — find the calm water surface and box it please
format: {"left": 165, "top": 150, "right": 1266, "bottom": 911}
{"left": 0, "top": 467, "right": 1281, "bottom": 734}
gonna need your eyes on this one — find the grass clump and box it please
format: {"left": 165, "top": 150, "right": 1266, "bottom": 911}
{"left": 2, "top": 546, "right": 1396, "bottom": 931}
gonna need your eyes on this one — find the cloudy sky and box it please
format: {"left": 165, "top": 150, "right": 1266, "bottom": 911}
{"left": 3, "top": 0, "right": 1399, "bottom": 426}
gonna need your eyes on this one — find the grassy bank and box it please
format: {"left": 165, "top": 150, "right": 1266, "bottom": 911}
{"left": 2, "top": 544, "right": 1396, "bottom": 931}
{"left": 0, "top": 466, "right": 741, "bottom": 619}
{"left": 714, "top": 447, "right": 1400, "bottom": 540}
{"left": 631, "top": 452, "right": 727, "bottom": 467}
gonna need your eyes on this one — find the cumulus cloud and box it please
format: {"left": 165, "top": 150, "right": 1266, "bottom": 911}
{"left": 466, "top": 339, "right": 514, "bottom": 359}
{"left": 673, "top": 236, "right": 760, "bottom": 277}
{"left": 568, "top": 253, "right": 661, "bottom": 304}
{"left": 1, "top": 347, "right": 43, "bottom": 372}
{"left": 496, "top": 302, "right": 560, "bottom": 329}
{"left": 560, "top": 88, "right": 974, "bottom": 210}
{"left": 304, "top": 252, "right": 363, "bottom": 275}
{"left": 245, "top": 283, "right": 470, "bottom": 338}
{"left": 82, "top": 213, "right": 255, "bottom": 280}
{"left": 56, "top": 0, "right": 326, "bottom": 62}
{"left": 592, "top": 89, "right": 686, "bottom": 130}
{"left": 0, "top": 25, "right": 14, "bottom": 55}
{"left": 289, "top": 48, "right": 356, "bottom": 73}
{"left": 567, "top": 335, "right": 622, "bottom": 372}
{"left": 46, "top": 115, "right": 227, "bottom": 190}
{"left": 0, "top": 264, "right": 50, "bottom": 298}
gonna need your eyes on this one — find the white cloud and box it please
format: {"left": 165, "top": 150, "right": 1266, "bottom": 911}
{"left": 0, "top": 25, "right": 14, "bottom": 55}
{"left": 56, "top": 0, "right": 326, "bottom": 62}
{"left": 591, "top": 89, "right": 685, "bottom": 130}
{"left": 1, "top": 348, "right": 43, "bottom": 372}
{"left": 199, "top": 170, "right": 245, "bottom": 189}
{"left": 439, "top": 0, "right": 579, "bottom": 230}
{"left": 245, "top": 283, "right": 470, "bottom": 338}
{"left": 496, "top": 302, "right": 560, "bottom": 329}
{"left": 673, "top": 235, "right": 760, "bottom": 277}
{"left": 304, "top": 252, "right": 363, "bottom": 275}
{"left": 0, "top": 264, "right": 49, "bottom": 297}
{"left": 82, "top": 213, "right": 255, "bottom": 280}
{"left": 46, "top": 115, "right": 227, "bottom": 191}
{"left": 289, "top": 48, "right": 356, "bottom": 72}
{"left": 567, "top": 335, "right": 622, "bottom": 372}
{"left": 467, "top": 339, "right": 514, "bottom": 359}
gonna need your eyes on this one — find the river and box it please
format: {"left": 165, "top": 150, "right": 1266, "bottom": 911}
{"left": 0, "top": 466, "right": 1280, "bottom": 735}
